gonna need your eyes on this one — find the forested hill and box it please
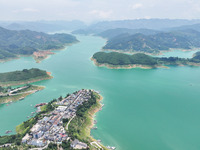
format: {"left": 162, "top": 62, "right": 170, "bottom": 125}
{"left": 103, "top": 29, "right": 200, "bottom": 54}
{"left": 0, "top": 27, "right": 78, "bottom": 60}
{"left": 92, "top": 51, "right": 200, "bottom": 68}
{"left": 0, "top": 68, "right": 51, "bottom": 84}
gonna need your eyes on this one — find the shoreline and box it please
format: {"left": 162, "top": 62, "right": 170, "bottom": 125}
{"left": 87, "top": 92, "right": 108, "bottom": 149}
{"left": 91, "top": 57, "right": 168, "bottom": 69}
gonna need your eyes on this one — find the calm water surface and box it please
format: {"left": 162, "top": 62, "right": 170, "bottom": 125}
{"left": 1, "top": 35, "right": 200, "bottom": 150}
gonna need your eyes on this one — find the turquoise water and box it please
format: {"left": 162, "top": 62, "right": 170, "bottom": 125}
{"left": 158, "top": 49, "right": 199, "bottom": 58}
{"left": 1, "top": 35, "right": 200, "bottom": 150}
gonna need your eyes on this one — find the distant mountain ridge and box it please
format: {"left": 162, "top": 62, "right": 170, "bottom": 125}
{"left": 0, "top": 20, "right": 86, "bottom": 33}
{"left": 72, "top": 19, "right": 200, "bottom": 35}
{"left": 0, "top": 27, "right": 78, "bottom": 60}
{"left": 96, "top": 28, "right": 161, "bottom": 39}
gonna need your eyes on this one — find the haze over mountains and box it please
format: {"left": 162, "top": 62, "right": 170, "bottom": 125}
{"left": 0, "top": 20, "right": 86, "bottom": 33}
{"left": 2, "top": 19, "right": 200, "bottom": 57}
{"left": 72, "top": 19, "right": 200, "bottom": 35}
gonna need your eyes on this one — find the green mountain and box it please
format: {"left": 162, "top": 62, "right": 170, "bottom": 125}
{"left": 0, "top": 27, "right": 78, "bottom": 60}
{"left": 103, "top": 29, "right": 200, "bottom": 54}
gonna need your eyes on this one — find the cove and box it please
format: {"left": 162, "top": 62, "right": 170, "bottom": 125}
{"left": 1, "top": 35, "right": 200, "bottom": 150}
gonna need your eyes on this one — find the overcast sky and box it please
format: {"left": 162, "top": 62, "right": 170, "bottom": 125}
{"left": 1, "top": 0, "right": 200, "bottom": 22}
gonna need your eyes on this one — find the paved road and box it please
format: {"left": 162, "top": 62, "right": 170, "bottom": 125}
{"left": 66, "top": 115, "right": 76, "bottom": 130}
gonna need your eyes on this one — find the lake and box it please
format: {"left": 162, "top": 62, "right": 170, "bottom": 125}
{"left": 1, "top": 35, "right": 200, "bottom": 150}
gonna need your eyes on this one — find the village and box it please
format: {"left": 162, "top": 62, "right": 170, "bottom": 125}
{"left": 21, "top": 89, "right": 93, "bottom": 149}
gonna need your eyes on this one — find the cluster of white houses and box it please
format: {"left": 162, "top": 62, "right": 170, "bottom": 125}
{"left": 22, "top": 89, "right": 92, "bottom": 149}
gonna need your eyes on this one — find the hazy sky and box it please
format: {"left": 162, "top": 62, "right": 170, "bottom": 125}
{"left": 1, "top": 0, "right": 200, "bottom": 22}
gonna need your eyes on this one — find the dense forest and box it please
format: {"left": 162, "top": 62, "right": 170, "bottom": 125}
{"left": 92, "top": 51, "right": 200, "bottom": 67}
{"left": 93, "top": 52, "right": 158, "bottom": 66}
{"left": 0, "top": 27, "right": 78, "bottom": 60}
{"left": 0, "top": 68, "right": 50, "bottom": 82}
{"left": 102, "top": 29, "right": 200, "bottom": 54}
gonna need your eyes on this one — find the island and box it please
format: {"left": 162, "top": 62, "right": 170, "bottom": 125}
{"left": 0, "top": 89, "right": 112, "bottom": 150}
{"left": 0, "top": 27, "right": 78, "bottom": 62}
{"left": 92, "top": 51, "right": 200, "bottom": 69}
{"left": 0, "top": 68, "right": 52, "bottom": 104}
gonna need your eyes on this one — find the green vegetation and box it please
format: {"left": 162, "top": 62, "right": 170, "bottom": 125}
{"left": 0, "top": 86, "right": 11, "bottom": 93}
{"left": 16, "top": 118, "right": 37, "bottom": 135}
{"left": 0, "top": 27, "right": 78, "bottom": 60}
{"left": 103, "top": 30, "right": 200, "bottom": 54}
{"left": 92, "top": 51, "right": 200, "bottom": 68}
{"left": 61, "top": 140, "right": 71, "bottom": 149}
{"left": 0, "top": 134, "right": 22, "bottom": 146}
{"left": 40, "top": 99, "right": 57, "bottom": 113}
{"left": 45, "top": 143, "right": 57, "bottom": 150}
{"left": 0, "top": 68, "right": 51, "bottom": 86}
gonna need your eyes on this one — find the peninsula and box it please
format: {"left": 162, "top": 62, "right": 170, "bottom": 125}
{"left": 0, "top": 27, "right": 78, "bottom": 62}
{"left": 92, "top": 51, "right": 200, "bottom": 69}
{"left": 0, "top": 68, "right": 52, "bottom": 104}
{"left": 0, "top": 89, "right": 110, "bottom": 150}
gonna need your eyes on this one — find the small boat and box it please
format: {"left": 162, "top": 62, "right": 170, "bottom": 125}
{"left": 5, "top": 130, "right": 12, "bottom": 134}
{"left": 106, "top": 146, "right": 116, "bottom": 150}
{"left": 97, "top": 139, "right": 101, "bottom": 142}
{"left": 94, "top": 120, "right": 97, "bottom": 124}
{"left": 27, "top": 116, "right": 30, "bottom": 118}
{"left": 19, "top": 97, "right": 24, "bottom": 101}
{"left": 92, "top": 127, "right": 98, "bottom": 130}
